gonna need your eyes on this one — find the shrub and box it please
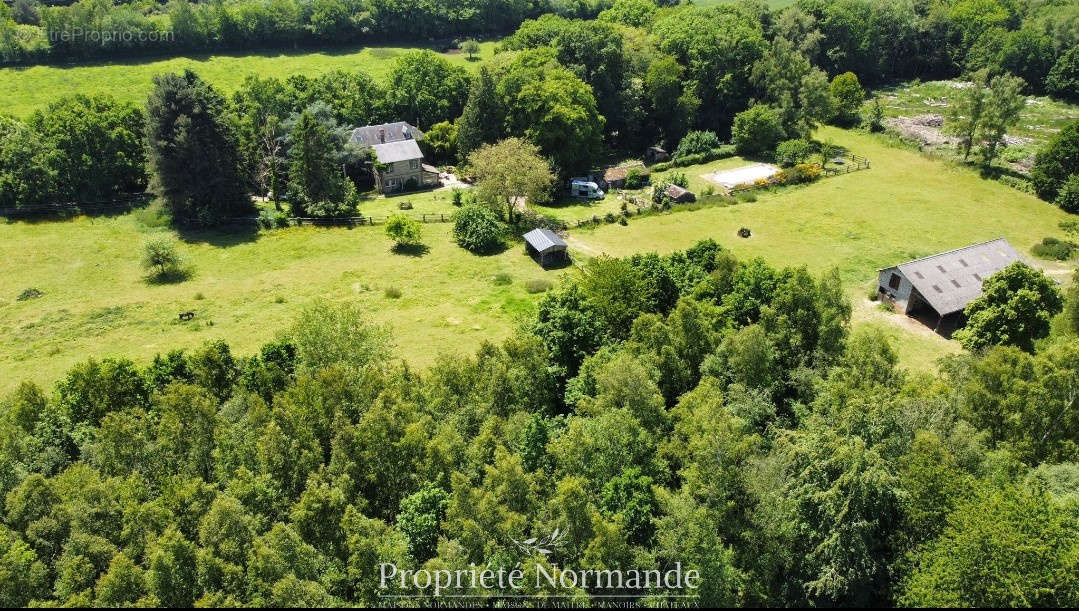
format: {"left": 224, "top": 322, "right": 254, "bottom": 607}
{"left": 1055, "top": 174, "right": 1079, "bottom": 214}
{"left": 624, "top": 168, "right": 647, "bottom": 189}
{"left": 674, "top": 130, "right": 723, "bottom": 158}
{"left": 384, "top": 287, "right": 402, "bottom": 299}
{"left": 257, "top": 208, "right": 289, "bottom": 229}
{"left": 141, "top": 236, "right": 188, "bottom": 283}
{"left": 1032, "top": 237, "right": 1077, "bottom": 260}
{"left": 451, "top": 188, "right": 464, "bottom": 206}
{"left": 452, "top": 205, "right": 506, "bottom": 254}
{"left": 525, "top": 279, "right": 553, "bottom": 294}
{"left": 398, "top": 201, "right": 413, "bottom": 210}
{"left": 492, "top": 273, "right": 512, "bottom": 286}
{"left": 385, "top": 214, "right": 424, "bottom": 247}
{"left": 732, "top": 105, "right": 785, "bottom": 156}
{"left": 775, "top": 139, "right": 811, "bottom": 167}
{"left": 775, "top": 163, "right": 823, "bottom": 185}
{"left": 16, "top": 288, "right": 43, "bottom": 301}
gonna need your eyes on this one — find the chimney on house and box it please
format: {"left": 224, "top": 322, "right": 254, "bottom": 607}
{"left": 378, "top": 128, "right": 386, "bottom": 143}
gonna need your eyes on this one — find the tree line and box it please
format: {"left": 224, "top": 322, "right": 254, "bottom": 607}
{"left": 3, "top": 238, "right": 1078, "bottom": 606}
{"left": 4, "top": 0, "right": 1079, "bottom": 220}
{"left": 0, "top": 0, "right": 611, "bottom": 63}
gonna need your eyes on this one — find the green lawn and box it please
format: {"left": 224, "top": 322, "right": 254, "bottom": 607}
{"left": 0, "top": 41, "right": 500, "bottom": 119}
{"left": 0, "top": 215, "right": 564, "bottom": 393}
{"left": 2, "top": 126, "right": 1074, "bottom": 390}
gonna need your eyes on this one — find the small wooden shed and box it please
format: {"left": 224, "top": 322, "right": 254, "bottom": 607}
{"left": 523, "top": 228, "right": 568, "bottom": 267}
{"left": 645, "top": 146, "right": 669, "bottom": 164}
{"left": 665, "top": 184, "right": 696, "bottom": 203}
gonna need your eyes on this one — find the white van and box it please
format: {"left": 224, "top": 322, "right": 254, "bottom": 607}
{"left": 570, "top": 179, "right": 605, "bottom": 200}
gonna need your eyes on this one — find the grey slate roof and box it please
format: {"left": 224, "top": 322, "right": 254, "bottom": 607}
{"left": 523, "top": 228, "right": 567, "bottom": 254}
{"left": 372, "top": 139, "right": 424, "bottom": 164}
{"left": 886, "top": 238, "right": 1022, "bottom": 316}
{"left": 349, "top": 122, "right": 424, "bottom": 145}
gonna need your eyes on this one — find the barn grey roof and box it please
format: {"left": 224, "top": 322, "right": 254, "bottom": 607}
{"left": 349, "top": 122, "right": 424, "bottom": 145}
{"left": 523, "top": 228, "right": 567, "bottom": 254}
{"left": 372, "top": 139, "right": 424, "bottom": 164}
{"left": 884, "top": 238, "right": 1022, "bottom": 316}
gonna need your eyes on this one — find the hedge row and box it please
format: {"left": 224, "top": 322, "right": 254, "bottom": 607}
{"left": 651, "top": 145, "right": 738, "bottom": 172}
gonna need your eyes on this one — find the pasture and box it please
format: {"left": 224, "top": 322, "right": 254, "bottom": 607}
{"left": 0, "top": 40, "right": 500, "bottom": 119}
{"left": 1, "top": 127, "right": 1074, "bottom": 390}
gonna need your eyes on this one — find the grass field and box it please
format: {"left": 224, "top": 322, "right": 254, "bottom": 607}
{"left": 1, "top": 127, "right": 1074, "bottom": 390}
{"left": 0, "top": 41, "right": 500, "bottom": 119}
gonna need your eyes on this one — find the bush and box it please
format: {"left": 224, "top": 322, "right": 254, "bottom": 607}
{"left": 624, "top": 168, "right": 647, "bottom": 189}
{"left": 451, "top": 188, "right": 465, "bottom": 206}
{"left": 384, "top": 287, "right": 402, "bottom": 299}
{"left": 452, "top": 205, "right": 506, "bottom": 254}
{"left": 774, "top": 163, "right": 823, "bottom": 185}
{"left": 732, "top": 105, "right": 785, "bottom": 156}
{"left": 1055, "top": 174, "right": 1079, "bottom": 214}
{"left": 1032, "top": 237, "right": 1077, "bottom": 260}
{"left": 524, "top": 279, "right": 553, "bottom": 294}
{"left": 257, "top": 208, "right": 290, "bottom": 229}
{"left": 674, "top": 130, "right": 723, "bottom": 158}
{"left": 492, "top": 273, "right": 512, "bottom": 286}
{"left": 385, "top": 214, "right": 424, "bottom": 247}
{"left": 648, "top": 146, "right": 736, "bottom": 172}
{"left": 141, "top": 236, "right": 188, "bottom": 283}
{"left": 17, "top": 288, "right": 43, "bottom": 301}
{"left": 667, "top": 171, "right": 688, "bottom": 188}
{"left": 775, "top": 139, "right": 812, "bottom": 167}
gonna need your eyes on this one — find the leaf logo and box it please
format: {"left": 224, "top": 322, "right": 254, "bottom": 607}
{"left": 511, "top": 528, "right": 566, "bottom": 557}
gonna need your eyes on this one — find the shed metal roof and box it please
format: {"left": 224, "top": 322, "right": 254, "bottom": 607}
{"left": 523, "top": 228, "right": 567, "bottom": 254}
{"left": 884, "top": 238, "right": 1022, "bottom": 316}
{"left": 372, "top": 139, "right": 424, "bottom": 164}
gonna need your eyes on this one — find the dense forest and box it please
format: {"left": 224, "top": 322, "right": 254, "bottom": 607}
{"left": 3, "top": 239, "right": 1079, "bottom": 606}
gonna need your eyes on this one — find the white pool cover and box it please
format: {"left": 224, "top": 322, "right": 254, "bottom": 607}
{"left": 705, "top": 163, "right": 780, "bottom": 189}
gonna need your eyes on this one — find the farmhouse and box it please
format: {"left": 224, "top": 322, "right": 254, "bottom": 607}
{"left": 349, "top": 121, "right": 439, "bottom": 194}
{"left": 523, "top": 228, "right": 568, "bottom": 267}
{"left": 877, "top": 238, "right": 1022, "bottom": 333}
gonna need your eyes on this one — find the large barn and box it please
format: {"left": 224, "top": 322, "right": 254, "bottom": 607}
{"left": 877, "top": 238, "right": 1022, "bottom": 333}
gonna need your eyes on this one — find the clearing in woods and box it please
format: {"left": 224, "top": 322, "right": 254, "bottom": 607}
{"left": 0, "top": 127, "right": 1073, "bottom": 390}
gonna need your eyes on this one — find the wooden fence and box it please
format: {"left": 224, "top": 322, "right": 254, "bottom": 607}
{"left": 0, "top": 194, "right": 151, "bottom": 218}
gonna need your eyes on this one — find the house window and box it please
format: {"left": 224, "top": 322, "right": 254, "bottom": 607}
{"left": 888, "top": 273, "right": 901, "bottom": 290}
{"left": 385, "top": 162, "right": 395, "bottom": 173}
{"left": 409, "top": 159, "right": 419, "bottom": 170}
